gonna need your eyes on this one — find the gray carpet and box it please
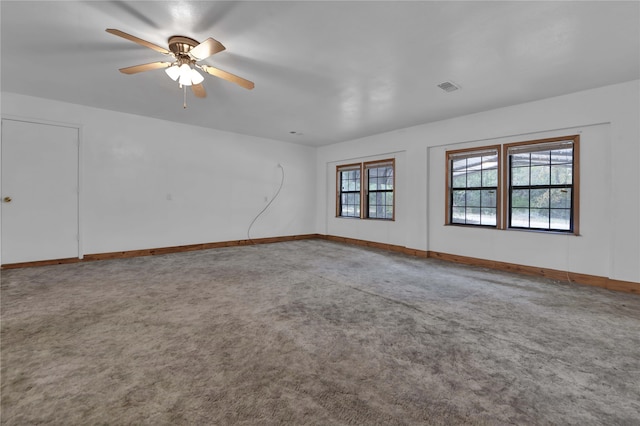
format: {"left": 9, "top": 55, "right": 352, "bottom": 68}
{"left": 1, "top": 239, "right": 639, "bottom": 425}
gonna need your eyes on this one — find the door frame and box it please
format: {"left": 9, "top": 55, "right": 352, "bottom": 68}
{"left": 1, "top": 115, "right": 84, "bottom": 263}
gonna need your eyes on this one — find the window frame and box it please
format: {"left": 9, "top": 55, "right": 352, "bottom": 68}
{"left": 336, "top": 158, "right": 395, "bottom": 220}
{"left": 444, "top": 135, "right": 579, "bottom": 235}
{"left": 364, "top": 159, "right": 395, "bottom": 221}
{"left": 336, "top": 162, "right": 363, "bottom": 219}
{"left": 445, "top": 145, "right": 501, "bottom": 228}
{"left": 503, "top": 135, "right": 580, "bottom": 235}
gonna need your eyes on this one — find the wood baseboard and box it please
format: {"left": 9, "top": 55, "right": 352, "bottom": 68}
{"left": 317, "top": 235, "right": 638, "bottom": 294}
{"left": 3, "top": 233, "right": 638, "bottom": 295}
{"left": 82, "top": 234, "right": 320, "bottom": 261}
{"left": 426, "top": 251, "right": 639, "bottom": 294}
{"left": 1, "top": 234, "right": 320, "bottom": 269}
{"left": 1, "top": 257, "right": 82, "bottom": 269}
{"left": 319, "top": 234, "right": 428, "bottom": 257}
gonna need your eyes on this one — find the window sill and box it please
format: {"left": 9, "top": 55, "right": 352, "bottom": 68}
{"left": 337, "top": 216, "right": 395, "bottom": 221}
{"left": 505, "top": 227, "right": 580, "bottom": 236}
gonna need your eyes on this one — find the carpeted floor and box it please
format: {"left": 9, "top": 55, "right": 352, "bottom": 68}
{"left": 1, "top": 239, "right": 639, "bottom": 425}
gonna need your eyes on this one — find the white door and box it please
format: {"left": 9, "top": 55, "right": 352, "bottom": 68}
{"left": 1, "top": 119, "right": 79, "bottom": 264}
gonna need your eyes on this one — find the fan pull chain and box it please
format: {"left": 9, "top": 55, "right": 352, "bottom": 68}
{"left": 183, "top": 85, "right": 187, "bottom": 109}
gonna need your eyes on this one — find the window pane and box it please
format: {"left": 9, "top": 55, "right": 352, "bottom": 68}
{"left": 511, "top": 153, "right": 530, "bottom": 167}
{"left": 452, "top": 190, "right": 466, "bottom": 207}
{"left": 511, "top": 208, "right": 529, "bottom": 227}
{"left": 452, "top": 207, "right": 466, "bottom": 223}
{"left": 550, "top": 188, "right": 571, "bottom": 208}
{"left": 385, "top": 205, "right": 393, "bottom": 218}
{"left": 452, "top": 172, "right": 466, "bottom": 188}
{"left": 467, "top": 171, "right": 481, "bottom": 187}
{"left": 382, "top": 175, "right": 393, "bottom": 189}
{"left": 369, "top": 168, "right": 378, "bottom": 178}
{"left": 551, "top": 209, "right": 571, "bottom": 230}
{"left": 466, "top": 190, "right": 481, "bottom": 207}
{"left": 386, "top": 192, "right": 394, "bottom": 206}
{"left": 551, "top": 148, "right": 572, "bottom": 164}
{"left": 531, "top": 150, "right": 551, "bottom": 166}
{"left": 481, "top": 208, "right": 497, "bottom": 226}
{"left": 481, "top": 190, "right": 496, "bottom": 207}
{"left": 512, "top": 189, "right": 529, "bottom": 208}
{"left": 530, "top": 189, "right": 549, "bottom": 208}
{"left": 466, "top": 157, "right": 482, "bottom": 171}
{"left": 482, "top": 154, "right": 498, "bottom": 168}
{"left": 551, "top": 164, "right": 572, "bottom": 185}
{"left": 530, "top": 208, "right": 550, "bottom": 229}
{"left": 342, "top": 204, "right": 358, "bottom": 217}
{"left": 512, "top": 167, "right": 529, "bottom": 186}
{"left": 482, "top": 169, "right": 497, "bottom": 187}
{"left": 369, "top": 178, "right": 377, "bottom": 191}
{"left": 452, "top": 158, "right": 467, "bottom": 173}
{"left": 531, "top": 165, "right": 550, "bottom": 185}
{"left": 466, "top": 207, "right": 481, "bottom": 225}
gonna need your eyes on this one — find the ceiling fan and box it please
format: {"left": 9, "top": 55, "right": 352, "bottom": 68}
{"left": 106, "top": 28, "right": 254, "bottom": 101}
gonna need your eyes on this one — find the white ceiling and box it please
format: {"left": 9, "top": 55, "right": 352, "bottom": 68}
{"left": 1, "top": 1, "right": 639, "bottom": 147}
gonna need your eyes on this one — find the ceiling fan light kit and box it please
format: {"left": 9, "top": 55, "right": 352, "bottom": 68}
{"left": 168, "top": 63, "right": 201, "bottom": 87}
{"left": 165, "top": 65, "right": 181, "bottom": 81}
{"left": 105, "top": 28, "right": 254, "bottom": 107}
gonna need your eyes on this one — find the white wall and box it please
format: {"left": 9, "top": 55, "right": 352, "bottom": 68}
{"left": 1, "top": 93, "right": 316, "bottom": 257}
{"left": 316, "top": 80, "right": 640, "bottom": 283}
{"left": 3, "top": 81, "right": 638, "bottom": 283}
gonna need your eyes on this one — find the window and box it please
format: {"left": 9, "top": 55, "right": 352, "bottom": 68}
{"left": 365, "top": 160, "right": 395, "bottom": 220}
{"left": 337, "top": 159, "right": 395, "bottom": 220}
{"left": 337, "top": 163, "right": 361, "bottom": 218}
{"left": 505, "top": 136, "right": 579, "bottom": 233}
{"left": 445, "top": 135, "right": 579, "bottom": 234}
{"left": 446, "top": 146, "right": 500, "bottom": 227}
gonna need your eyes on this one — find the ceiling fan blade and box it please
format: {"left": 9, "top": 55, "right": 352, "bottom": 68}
{"left": 189, "top": 38, "right": 226, "bottom": 61}
{"left": 119, "top": 61, "right": 172, "bottom": 74}
{"left": 106, "top": 28, "right": 171, "bottom": 55}
{"left": 201, "top": 65, "right": 254, "bottom": 90}
{"left": 191, "top": 83, "right": 207, "bottom": 98}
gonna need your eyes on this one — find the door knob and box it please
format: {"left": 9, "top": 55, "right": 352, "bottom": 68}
{"left": 3, "top": 196, "right": 12, "bottom": 203}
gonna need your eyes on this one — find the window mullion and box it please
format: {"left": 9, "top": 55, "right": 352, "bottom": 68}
{"left": 362, "top": 170, "right": 367, "bottom": 219}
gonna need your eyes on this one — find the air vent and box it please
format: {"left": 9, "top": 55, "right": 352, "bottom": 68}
{"left": 437, "top": 81, "right": 460, "bottom": 92}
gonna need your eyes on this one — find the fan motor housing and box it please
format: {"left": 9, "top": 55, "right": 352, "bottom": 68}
{"left": 168, "top": 36, "right": 200, "bottom": 56}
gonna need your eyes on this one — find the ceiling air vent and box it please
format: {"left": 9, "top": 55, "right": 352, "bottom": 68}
{"left": 437, "top": 81, "right": 460, "bottom": 92}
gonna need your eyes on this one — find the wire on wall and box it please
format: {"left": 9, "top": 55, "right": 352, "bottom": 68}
{"left": 247, "top": 164, "right": 285, "bottom": 244}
